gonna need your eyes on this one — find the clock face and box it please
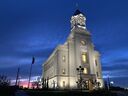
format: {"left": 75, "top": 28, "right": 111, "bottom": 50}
{"left": 80, "top": 40, "right": 86, "bottom": 46}
{"left": 80, "top": 40, "right": 87, "bottom": 51}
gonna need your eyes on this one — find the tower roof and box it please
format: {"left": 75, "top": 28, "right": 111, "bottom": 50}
{"left": 73, "top": 9, "right": 84, "bottom": 16}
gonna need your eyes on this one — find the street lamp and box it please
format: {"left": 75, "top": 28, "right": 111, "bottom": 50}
{"left": 76, "top": 66, "right": 84, "bottom": 90}
{"left": 107, "top": 75, "right": 110, "bottom": 90}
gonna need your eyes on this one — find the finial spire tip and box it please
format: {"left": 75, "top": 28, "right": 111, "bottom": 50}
{"left": 76, "top": 3, "right": 79, "bottom": 9}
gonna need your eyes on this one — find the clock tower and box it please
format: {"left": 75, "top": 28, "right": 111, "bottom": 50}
{"left": 67, "top": 9, "right": 104, "bottom": 89}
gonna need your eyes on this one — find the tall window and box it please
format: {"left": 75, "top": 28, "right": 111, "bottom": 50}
{"left": 83, "top": 68, "right": 88, "bottom": 74}
{"left": 62, "top": 69, "right": 65, "bottom": 74}
{"left": 62, "top": 56, "right": 66, "bottom": 62}
{"left": 95, "top": 60, "right": 98, "bottom": 66}
{"left": 82, "top": 52, "right": 87, "bottom": 63}
{"left": 63, "top": 81, "right": 65, "bottom": 88}
{"left": 97, "top": 72, "right": 99, "bottom": 77}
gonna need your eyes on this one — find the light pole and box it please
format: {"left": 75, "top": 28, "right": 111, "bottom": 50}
{"left": 110, "top": 81, "right": 114, "bottom": 87}
{"left": 76, "top": 66, "right": 84, "bottom": 90}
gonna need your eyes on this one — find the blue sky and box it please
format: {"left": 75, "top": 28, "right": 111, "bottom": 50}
{"left": 0, "top": 0, "right": 128, "bottom": 88}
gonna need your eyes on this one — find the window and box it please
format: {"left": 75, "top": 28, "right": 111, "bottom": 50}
{"left": 80, "top": 40, "right": 86, "bottom": 46}
{"left": 62, "top": 56, "right": 66, "bottom": 62}
{"left": 63, "top": 81, "right": 65, "bottom": 87}
{"left": 83, "top": 68, "right": 88, "bottom": 74}
{"left": 62, "top": 69, "right": 65, "bottom": 74}
{"left": 95, "top": 60, "right": 98, "bottom": 66}
{"left": 96, "top": 72, "right": 99, "bottom": 77}
{"left": 82, "top": 52, "right": 87, "bottom": 63}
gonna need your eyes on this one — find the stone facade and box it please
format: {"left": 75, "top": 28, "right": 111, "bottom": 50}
{"left": 42, "top": 9, "right": 104, "bottom": 90}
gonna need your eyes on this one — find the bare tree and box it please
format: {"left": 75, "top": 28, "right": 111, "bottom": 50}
{"left": 0, "top": 75, "right": 10, "bottom": 87}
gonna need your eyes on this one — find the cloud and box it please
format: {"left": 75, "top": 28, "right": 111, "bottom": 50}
{"left": 102, "top": 58, "right": 128, "bottom": 71}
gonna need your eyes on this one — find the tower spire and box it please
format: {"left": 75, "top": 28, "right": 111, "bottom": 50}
{"left": 76, "top": 3, "right": 79, "bottom": 9}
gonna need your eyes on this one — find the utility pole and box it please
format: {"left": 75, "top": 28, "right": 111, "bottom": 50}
{"left": 107, "top": 75, "right": 110, "bottom": 90}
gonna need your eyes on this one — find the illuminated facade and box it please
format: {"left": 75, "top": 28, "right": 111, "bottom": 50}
{"left": 42, "top": 10, "right": 104, "bottom": 90}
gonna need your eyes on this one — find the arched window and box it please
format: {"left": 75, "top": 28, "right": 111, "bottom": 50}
{"left": 62, "top": 69, "right": 65, "bottom": 74}
{"left": 82, "top": 52, "right": 87, "bottom": 63}
{"left": 83, "top": 68, "right": 88, "bottom": 74}
{"left": 62, "top": 56, "right": 66, "bottom": 62}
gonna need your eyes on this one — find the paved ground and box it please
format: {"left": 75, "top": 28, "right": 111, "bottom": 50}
{"left": 113, "top": 91, "right": 128, "bottom": 96}
{"left": 15, "top": 90, "right": 29, "bottom": 96}
{"left": 15, "top": 90, "right": 128, "bottom": 96}
{"left": 117, "top": 92, "right": 128, "bottom": 96}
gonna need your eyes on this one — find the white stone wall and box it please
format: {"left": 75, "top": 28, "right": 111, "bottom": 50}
{"left": 42, "top": 49, "right": 58, "bottom": 85}
{"left": 48, "top": 77, "right": 57, "bottom": 88}
{"left": 94, "top": 51, "right": 104, "bottom": 88}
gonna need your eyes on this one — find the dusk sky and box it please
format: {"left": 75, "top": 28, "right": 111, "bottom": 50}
{"left": 0, "top": 0, "right": 128, "bottom": 88}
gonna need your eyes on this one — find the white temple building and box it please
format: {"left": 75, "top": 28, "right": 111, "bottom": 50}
{"left": 42, "top": 9, "right": 104, "bottom": 90}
